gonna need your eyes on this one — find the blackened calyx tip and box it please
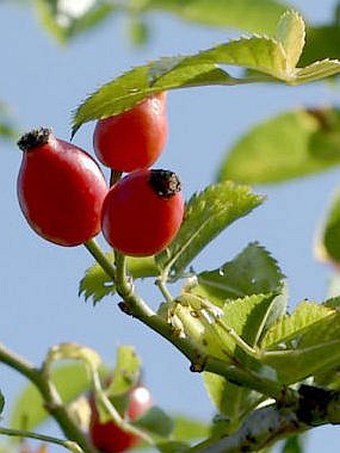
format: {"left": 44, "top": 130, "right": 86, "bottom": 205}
{"left": 149, "top": 169, "right": 181, "bottom": 198}
{"left": 17, "top": 127, "right": 52, "bottom": 152}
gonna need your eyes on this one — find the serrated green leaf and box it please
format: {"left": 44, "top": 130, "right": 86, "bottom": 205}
{"left": 34, "top": 0, "right": 115, "bottom": 44}
{"left": 10, "top": 363, "right": 109, "bottom": 430}
{"left": 295, "top": 59, "right": 340, "bottom": 84}
{"left": 260, "top": 302, "right": 340, "bottom": 384}
{"left": 106, "top": 346, "right": 141, "bottom": 397}
{"left": 262, "top": 312, "right": 340, "bottom": 384}
{"left": 316, "top": 190, "right": 340, "bottom": 266}
{"left": 79, "top": 255, "right": 158, "bottom": 304}
{"left": 155, "top": 182, "right": 263, "bottom": 280}
{"left": 261, "top": 301, "right": 335, "bottom": 349}
{"left": 195, "top": 242, "right": 285, "bottom": 302}
{"left": 71, "top": 11, "right": 340, "bottom": 135}
{"left": 275, "top": 10, "right": 305, "bottom": 70}
{"left": 141, "top": 0, "right": 288, "bottom": 35}
{"left": 0, "top": 390, "right": 4, "bottom": 415}
{"left": 218, "top": 108, "right": 340, "bottom": 185}
{"left": 133, "top": 406, "right": 174, "bottom": 438}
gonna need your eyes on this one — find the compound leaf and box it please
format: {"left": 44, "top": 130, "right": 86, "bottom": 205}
{"left": 72, "top": 9, "right": 340, "bottom": 135}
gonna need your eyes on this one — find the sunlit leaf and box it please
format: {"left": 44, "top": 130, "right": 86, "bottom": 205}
{"left": 261, "top": 301, "right": 335, "bottom": 349}
{"left": 260, "top": 301, "right": 340, "bottom": 384}
{"left": 218, "top": 108, "right": 340, "bottom": 184}
{"left": 194, "top": 242, "right": 285, "bottom": 302}
{"left": 275, "top": 10, "right": 305, "bottom": 70}
{"left": 156, "top": 182, "right": 263, "bottom": 280}
{"left": 71, "top": 11, "right": 340, "bottom": 135}
{"left": 262, "top": 311, "right": 340, "bottom": 384}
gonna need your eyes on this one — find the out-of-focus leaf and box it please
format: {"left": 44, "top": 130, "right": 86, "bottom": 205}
{"left": 133, "top": 406, "right": 174, "bottom": 438}
{"left": 281, "top": 434, "right": 304, "bottom": 453}
{"left": 71, "top": 11, "right": 340, "bottom": 135}
{"left": 156, "top": 441, "right": 189, "bottom": 453}
{"left": 0, "top": 102, "right": 17, "bottom": 140}
{"left": 315, "top": 190, "right": 340, "bottom": 266}
{"left": 0, "top": 390, "right": 4, "bottom": 415}
{"left": 156, "top": 182, "right": 263, "bottom": 280}
{"left": 10, "top": 363, "right": 109, "bottom": 430}
{"left": 79, "top": 254, "right": 158, "bottom": 304}
{"left": 203, "top": 372, "right": 264, "bottom": 429}
{"left": 218, "top": 108, "right": 340, "bottom": 184}
{"left": 301, "top": 25, "right": 340, "bottom": 66}
{"left": 139, "top": 0, "right": 288, "bottom": 35}
{"left": 171, "top": 415, "right": 209, "bottom": 442}
{"left": 106, "top": 346, "right": 141, "bottom": 397}
{"left": 127, "top": 16, "right": 150, "bottom": 47}
{"left": 34, "top": 0, "right": 115, "bottom": 44}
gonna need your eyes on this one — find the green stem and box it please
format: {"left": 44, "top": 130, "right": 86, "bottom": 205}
{"left": 0, "top": 343, "right": 97, "bottom": 453}
{"left": 155, "top": 276, "right": 174, "bottom": 303}
{"left": 91, "top": 370, "right": 154, "bottom": 446}
{"left": 0, "top": 427, "right": 83, "bottom": 453}
{"left": 111, "top": 253, "right": 284, "bottom": 400}
{"left": 84, "top": 239, "right": 116, "bottom": 280}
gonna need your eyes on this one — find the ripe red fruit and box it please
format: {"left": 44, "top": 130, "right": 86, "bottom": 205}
{"left": 17, "top": 128, "right": 108, "bottom": 247}
{"left": 93, "top": 92, "right": 168, "bottom": 172}
{"left": 101, "top": 169, "right": 184, "bottom": 256}
{"left": 90, "top": 386, "right": 152, "bottom": 453}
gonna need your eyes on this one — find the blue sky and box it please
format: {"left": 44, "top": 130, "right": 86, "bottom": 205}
{"left": 0, "top": 1, "right": 339, "bottom": 451}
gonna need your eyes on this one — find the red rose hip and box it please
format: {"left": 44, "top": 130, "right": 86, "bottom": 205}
{"left": 17, "top": 127, "right": 108, "bottom": 246}
{"left": 93, "top": 92, "right": 168, "bottom": 172}
{"left": 90, "top": 385, "right": 152, "bottom": 453}
{"left": 101, "top": 169, "right": 184, "bottom": 256}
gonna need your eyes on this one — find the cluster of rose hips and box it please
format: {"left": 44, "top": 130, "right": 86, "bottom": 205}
{"left": 16, "top": 93, "right": 182, "bottom": 451}
{"left": 17, "top": 92, "right": 184, "bottom": 256}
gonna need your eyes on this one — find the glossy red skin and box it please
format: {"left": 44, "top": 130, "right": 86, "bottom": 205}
{"left": 17, "top": 135, "right": 108, "bottom": 246}
{"left": 90, "top": 386, "right": 152, "bottom": 453}
{"left": 101, "top": 169, "right": 184, "bottom": 256}
{"left": 93, "top": 92, "right": 168, "bottom": 172}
